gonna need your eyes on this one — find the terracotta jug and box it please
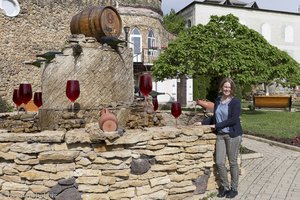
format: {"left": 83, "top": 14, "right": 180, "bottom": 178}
{"left": 99, "top": 108, "right": 118, "bottom": 132}
{"left": 196, "top": 99, "right": 214, "bottom": 112}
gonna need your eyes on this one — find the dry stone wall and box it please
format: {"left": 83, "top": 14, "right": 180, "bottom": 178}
{"left": 0, "top": 102, "right": 168, "bottom": 132}
{"left": 0, "top": 125, "right": 218, "bottom": 200}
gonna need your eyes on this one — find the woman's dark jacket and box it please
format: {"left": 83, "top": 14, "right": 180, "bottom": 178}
{"left": 202, "top": 96, "right": 243, "bottom": 138}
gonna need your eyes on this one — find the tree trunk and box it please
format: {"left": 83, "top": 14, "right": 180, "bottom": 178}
{"left": 177, "top": 75, "right": 187, "bottom": 107}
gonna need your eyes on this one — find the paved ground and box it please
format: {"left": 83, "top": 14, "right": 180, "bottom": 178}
{"left": 213, "top": 136, "right": 300, "bottom": 200}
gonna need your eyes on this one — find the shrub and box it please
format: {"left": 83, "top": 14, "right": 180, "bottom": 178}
{"left": 160, "top": 103, "right": 171, "bottom": 110}
{"left": 193, "top": 75, "right": 211, "bottom": 100}
{"left": 0, "top": 96, "right": 13, "bottom": 113}
{"left": 248, "top": 104, "right": 255, "bottom": 111}
{"left": 206, "top": 76, "right": 221, "bottom": 102}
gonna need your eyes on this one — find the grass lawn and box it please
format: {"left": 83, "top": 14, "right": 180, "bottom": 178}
{"left": 241, "top": 110, "right": 300, "bottom": 142}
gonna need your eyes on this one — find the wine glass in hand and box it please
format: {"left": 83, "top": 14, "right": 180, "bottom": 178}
{"left": 171, "top": 102, "right": 182, "bottom": 126}
{"left": 66, "top": 80, "right": 80, "bottom": 112}
{"left": 13, "top": 89, "right": 22, "bottom": 114}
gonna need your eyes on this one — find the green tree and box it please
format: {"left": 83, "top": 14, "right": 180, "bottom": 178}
{"left": 193, "top": 75, "right": 211, "bottom": 100}
{"left": 153, "top": 14, "right": 300, "bottom": 88}
{"left": 163, "top": 9, "right": 185, "bottom": 35}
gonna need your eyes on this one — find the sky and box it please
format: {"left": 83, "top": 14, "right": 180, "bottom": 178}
{"left": 161, "top": 0, "right": 300, "bottom": 15}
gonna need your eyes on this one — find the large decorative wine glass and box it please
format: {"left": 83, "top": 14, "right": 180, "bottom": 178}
{"left": 12, "top": 89, "right": 22, "bottom": 114}
{"left": 171, "top": 102, "right": 182, "bottom": 126}
{"left": 139, "top": 73, "right": 152, "bottom": 108}
{"left": 66, "top": 80, "right": 80, "bottom": 112}
{"left": 19, "top": 83, "right": 32, "bottom": 113}
{"left": 33, "top": 92, "right": 43, "bottom": 109}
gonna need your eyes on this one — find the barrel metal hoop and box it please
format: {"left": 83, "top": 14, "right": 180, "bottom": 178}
{"left": 88, "top": 6, "right": 96, "bottom": 39}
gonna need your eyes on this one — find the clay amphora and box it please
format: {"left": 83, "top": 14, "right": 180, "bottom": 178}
{"left": 196, "top": 99, "right": 214, "bottom": 112}
{"left": 99, "top": 108, "right": 118, "bottom": 132}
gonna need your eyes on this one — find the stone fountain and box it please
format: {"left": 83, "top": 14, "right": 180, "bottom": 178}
{"left": 39, "top": 5, "right": 135, "bottom": 130}
{"left": 0, "top": 6, "right": 221, "bottom": 200}
{"left": 39, "top": 34, "right": 134, "bottom": 130}
{"left": 0, "top": 5, "right": 168, "bottom": 132}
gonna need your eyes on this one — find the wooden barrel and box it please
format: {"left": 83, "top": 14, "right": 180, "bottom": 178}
{"left": 70, "top": 6, "right": 122, "bottom": 41}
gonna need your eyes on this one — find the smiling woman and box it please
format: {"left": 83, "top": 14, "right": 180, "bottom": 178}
{"left": 0, "top": 0, "right": 20, "bottom": 17}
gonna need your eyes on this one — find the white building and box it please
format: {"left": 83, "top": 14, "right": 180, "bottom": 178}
{"left": 153, "top": 78, "right": 193, "bottom": 104}
{"left": 178, "top": 0, "right": 300, "bottom": 92}
{"left": 179, "top": 0, "right": 300, "bottom": 63}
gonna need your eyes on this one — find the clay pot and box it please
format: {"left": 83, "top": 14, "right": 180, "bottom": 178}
{"left": 196, "top": 99, "right": 214, "bottom": 112}
{"left": 99, "top": 108, "right": 118, "bottom": 132}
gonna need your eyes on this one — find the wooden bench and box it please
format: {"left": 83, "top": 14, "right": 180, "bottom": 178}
{"left": 253, "top": 95, "right": 292, "bottom": 111}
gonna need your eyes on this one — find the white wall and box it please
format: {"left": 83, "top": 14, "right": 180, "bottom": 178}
{"left": 152, "top": 78, "right": 193, "bottom": 105}
{"left": 153, "top": 79, "right": 177, "bottom": 103}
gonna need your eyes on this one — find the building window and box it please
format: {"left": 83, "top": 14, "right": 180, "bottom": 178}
{"left": 284, "top": 25, "right": 294, "bottom": 43}
{"left": 261, "top": 23, "right": 271, "bottom": 41}
{"left": 157, "top": 36, "right": 161, "bottom": 49}
{"left": 0, "top": 0, "right": 20, "bottom": 17}
{"left": 148, "top": 29, "right": 156, "bottom": 56}
{"left": 130, "top": 27, "right": 142, "bottom": 62}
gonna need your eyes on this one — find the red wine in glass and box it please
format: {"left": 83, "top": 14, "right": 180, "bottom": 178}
{"left": 66, "top": 80, "right": 80, "bottom": 112}
{"left": 19, "top": 83, "right": 32, "bottom": 113}
{"left": 171, "top": 102, "right": 182, "bottom": 125}
{"left": 152, "top": 97, "right": 158, "bottom": 111}
{"left": 139, "top": 73, "right": 152, "bottom": 97}
{"left": 33, "top": 92, "right": 43, "bottom": 108}
{"left": 139, "top": 73, "right": 152, "bottom": 110}
{"left": 13, "top": 89, "right": 22, "bottom": 114}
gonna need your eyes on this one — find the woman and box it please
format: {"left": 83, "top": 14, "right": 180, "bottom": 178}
{"left": 197, "top": 78, "right": 243, "bottom": 199}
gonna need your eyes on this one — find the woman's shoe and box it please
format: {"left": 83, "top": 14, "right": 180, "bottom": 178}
{"left": 217, "top": 187, "right": 229, "bottom": 198}
{"left": 226, "top": 189, "right": 238, "bottom": 198}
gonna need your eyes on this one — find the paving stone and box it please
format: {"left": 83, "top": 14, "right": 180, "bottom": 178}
{"left": 209, "top": 136, "right": 300, "bottom": 200}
